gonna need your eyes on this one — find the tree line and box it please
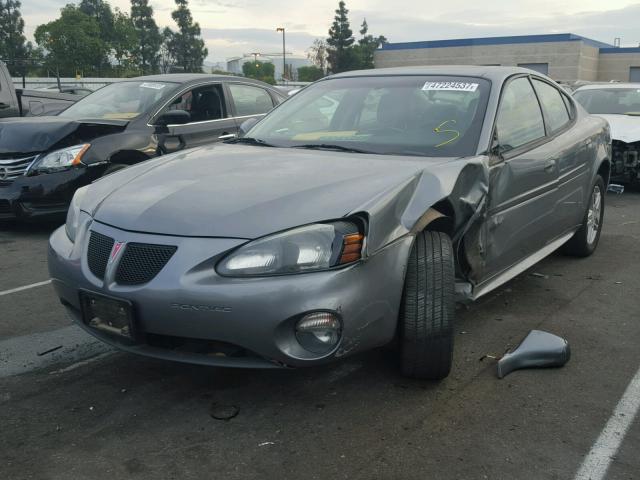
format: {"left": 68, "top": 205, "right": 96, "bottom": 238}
{"left": 1, "top": 0, "right": 385, "bottom": 81}
{"left": 0, "top": 0, "right": 208, "bottom": 77}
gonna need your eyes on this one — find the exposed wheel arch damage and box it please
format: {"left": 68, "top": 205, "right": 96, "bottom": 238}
{"left": 348, "top": 157, "right": 490, "bottom": 287}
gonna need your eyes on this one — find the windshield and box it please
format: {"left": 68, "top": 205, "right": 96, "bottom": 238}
{"left": 247, "top": 75, "right": 491, "bottom": 157}
{"left": 59, "top": 81, "right": 177, "bottom": 121}
{"left": 573, "top": 87, "right": 640, "bottom": 115}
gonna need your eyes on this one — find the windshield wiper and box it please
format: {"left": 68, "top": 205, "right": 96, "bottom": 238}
{"left": 292, "top": 143, "right": 374, "bottom": 154}
{"left": 225, "top": 137, "right": 276, "bottom": 147}
{"left": 623, "top": 112, "right": 640, "bottom": 116}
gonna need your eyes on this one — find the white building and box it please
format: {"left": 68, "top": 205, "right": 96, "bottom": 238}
{"left": 226, "top": 55, "right": 312, "bottom": 82}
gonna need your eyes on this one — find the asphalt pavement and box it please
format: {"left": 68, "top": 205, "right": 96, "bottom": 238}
{"left": 1, "top": 192, "right": 639, "bottom": 480}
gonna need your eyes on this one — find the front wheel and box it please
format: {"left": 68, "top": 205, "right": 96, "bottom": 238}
{"left": 399, "top": 231, "right": 455, "bottom": 380}
{"left": 562, "top": 175, "right": 605, "bottom": 257}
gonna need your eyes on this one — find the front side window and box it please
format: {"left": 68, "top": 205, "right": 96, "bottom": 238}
{"left": 496, "top": 77, "right": 546, "bottom": 152}
{"left": 533, "top": 79, "right": 570, "bottom": 133}
{"left": 573, "top": 88, "right": 640, "bottom": 115}
{"left": 161, "top": 84, "right": 226, "bottom": 123}
{"left": 59, "top": 81, "right": 176, "bottom": 121}
{"left": 247, "top": 75, "right": 491, "bottom": 157}
{"left": 228, "top": 84, "right": 274, "bottom": 116}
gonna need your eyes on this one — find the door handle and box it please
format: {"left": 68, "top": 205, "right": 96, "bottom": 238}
{"left": 218, "top": 133, "right": 237, "bottom": 140}
{"left": 544, "top": 159, "right": 556, "bottom": 173}
{"left": 0, "top": 102, "right": 9, "bottom": 109}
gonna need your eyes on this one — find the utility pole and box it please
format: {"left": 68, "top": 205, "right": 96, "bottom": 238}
{"left": 276, "top": 27, "right": 286, "bottom": 83}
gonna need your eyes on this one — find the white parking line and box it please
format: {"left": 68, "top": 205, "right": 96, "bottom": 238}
{"left": 0, "top": 279, "right": 52, "bottom": 297}
{"left": 574, "top": 365, "right": 640, "bottom": 480}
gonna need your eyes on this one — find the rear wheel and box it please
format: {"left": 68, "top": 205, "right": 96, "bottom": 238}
{"left": 562, "top": 175, "right": 605, "bottom": 257}
{"left": 399, "top": 231, "right": 455, "bottom": 380}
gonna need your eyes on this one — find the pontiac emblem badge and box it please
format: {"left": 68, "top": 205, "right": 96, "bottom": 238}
{"left": 110, "top": 242, "right": 125, "bottom": 263}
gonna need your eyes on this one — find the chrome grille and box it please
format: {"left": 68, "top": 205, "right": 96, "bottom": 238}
{"left": 0, "top": 156, "right": 36, "bottom": 181}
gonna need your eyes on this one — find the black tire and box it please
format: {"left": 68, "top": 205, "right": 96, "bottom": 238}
{"left": 399, "top": 230, "right": 455, "bottom": 380}
{"left": 102, "top": 163, "right": 127, "bottom": 176}
{"left": 561, "top": 175, "right": 605, "bottom": 257}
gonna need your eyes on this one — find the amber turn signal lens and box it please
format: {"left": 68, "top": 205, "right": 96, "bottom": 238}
{"left": 338, "top": 233, "right": 364, "bottom": 264}
{"left": 71, "top": 144, "right": 91, "bottom": 166}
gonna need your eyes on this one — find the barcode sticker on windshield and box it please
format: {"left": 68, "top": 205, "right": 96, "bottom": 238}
{"left": 422, "top": 82, "right": 479, "bottom": 92}
{"left": 140, "top": 82, "right": 166, "bottom": 90}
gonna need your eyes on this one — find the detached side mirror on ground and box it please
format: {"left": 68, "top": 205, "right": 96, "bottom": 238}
{"left": 497, "top": 330, "right": 571, "bottom": 378}
{"left": 238, "top": 117, "right": 259, "bottom": 137}
{"left": 155, "top": 109, "right": 191, "bottom": 126}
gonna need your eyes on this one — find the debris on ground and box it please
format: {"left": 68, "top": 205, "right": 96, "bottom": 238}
{"left": 529, "top": 272, "right": 548, "bottom": 279}
{"left": 258, "top": 441, "right": 275, "bottom": 447}
{"left": 36, "top": 345, "right": 63, "bottom": 356}
{"left": 497, "top": 330, "right": 571, "bottom": 379}
{"left": 607, "top": 184, "right": 624, "bottom": 194}
{"left": 209, "top": 403, "right": 239, "bottom": 421}
{"left": 479, "top": 354, "right": 499, "bottom": 362}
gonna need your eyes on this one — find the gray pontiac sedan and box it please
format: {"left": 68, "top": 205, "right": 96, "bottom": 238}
{"left": 48, "top": 66, "right": 611, "bottom": 379}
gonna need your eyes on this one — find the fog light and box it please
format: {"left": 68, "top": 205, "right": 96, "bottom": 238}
{"left": 295, "top": 312, "right": 341, "bottom": 355}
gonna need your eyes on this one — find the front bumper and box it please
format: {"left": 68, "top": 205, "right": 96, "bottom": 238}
{"left": 48, "top": 219, "right": 413, "bottom": 369}
{"left": 0, "top": 166, "right": 103, "bottom": 220}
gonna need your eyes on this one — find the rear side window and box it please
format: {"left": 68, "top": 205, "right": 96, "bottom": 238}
{"left": 533, "top": 79, "right": 571, "bottom": 133}
{"left": 496, "top": 77, "right": 546, "bottom": 152}
{"left": 228, "top": 84, "right": 274, "bottom": 116}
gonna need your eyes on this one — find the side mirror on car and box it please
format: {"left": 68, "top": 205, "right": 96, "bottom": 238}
{"left": 155, "top": 109, "right": 191, "bottom": 126}
{"left": 238, "top": 117, "right": 260, "bottom": 137}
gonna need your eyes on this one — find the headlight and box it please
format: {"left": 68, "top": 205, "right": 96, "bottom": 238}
{"left": 217, "top": 220, "right": 364, "bottom": 276}
{"left": 65, "top": 186, "right": 89, "bottom": 242}
{"left": 35, "top": 144, "right": 90, "bottom": 172}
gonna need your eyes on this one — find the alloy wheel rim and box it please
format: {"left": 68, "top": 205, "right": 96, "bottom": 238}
{"left": 586, "top": 185, "right": 602, "bottom": 245}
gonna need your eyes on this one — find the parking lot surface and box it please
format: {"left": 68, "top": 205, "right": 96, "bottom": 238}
{"left": 1, "top": 192, "right": 639, "bottom": 480}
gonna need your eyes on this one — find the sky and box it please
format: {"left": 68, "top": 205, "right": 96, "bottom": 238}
{"left": 20, "top": 0, "right": 640, "bottom": 64}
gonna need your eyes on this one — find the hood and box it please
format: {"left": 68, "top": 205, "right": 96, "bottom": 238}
{"left": 88, "top": 143, "right": 452, "bottom": 239}
{"left": 0, "top": 117, "right": 128, "bottom": 155}
{"left": 595, "top": 114, "right": 640, "bottom": 143}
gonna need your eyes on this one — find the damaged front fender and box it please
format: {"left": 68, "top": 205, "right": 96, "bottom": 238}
{"left": 350, "top": 156, "right": 490, "bottom": 281}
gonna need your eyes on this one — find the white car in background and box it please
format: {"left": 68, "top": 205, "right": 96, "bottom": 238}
{"left": 574, "top": 83, "right": 640, "bottom": 184}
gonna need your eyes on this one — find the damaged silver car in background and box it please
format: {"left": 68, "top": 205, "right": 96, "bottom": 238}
{"left": 574, "top": 83, "right": 640, "bottom": 185}
{"left": 49, "top": 66, "right": 610, "bottom": 381}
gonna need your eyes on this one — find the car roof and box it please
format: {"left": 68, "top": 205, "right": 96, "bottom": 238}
{"left": 126, "top": 73, "right": 285, "bottom": 94}
{"left": 575, "top": 83, "right": 640, "bottom": 91}
{"left": 326, "top": 65, "right": 546, "bottom": 83}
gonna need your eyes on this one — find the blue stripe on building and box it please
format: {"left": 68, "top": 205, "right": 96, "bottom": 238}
{"left": 380, "top": 33, "right": 613, "bottom": 51}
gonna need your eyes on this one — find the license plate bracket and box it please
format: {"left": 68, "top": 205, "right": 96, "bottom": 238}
{"left": 80, "top": 290, "right": 136, "bottom": 341}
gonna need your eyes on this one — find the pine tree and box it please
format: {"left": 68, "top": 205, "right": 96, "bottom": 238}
{"left": 130, "top": 0, "right": 162, "bottom": 74}
{"left": 326, "top": 1, "right": 357, "bottom": 73}
{"left": 166, "top": 0, "right": 208, "bottom": 73}
{"left": 355, "top": 19, "right": 387, "bottom": 69}
{"left": 0, "top": 0, "right": 29, "bottom": 75}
